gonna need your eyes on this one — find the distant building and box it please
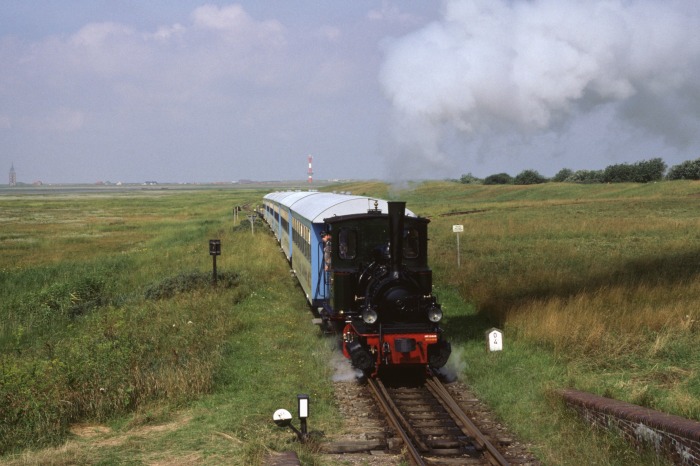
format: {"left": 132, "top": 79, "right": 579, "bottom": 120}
{"left": 9, "top": 163, "right": 16, "bottom": 186}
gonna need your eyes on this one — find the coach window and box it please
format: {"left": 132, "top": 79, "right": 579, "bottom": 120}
{"left": 339, "top": 229, "right": 357, "bottom": 260}
{"left": 403, "top": 228, "right": 419, "bottom": 259}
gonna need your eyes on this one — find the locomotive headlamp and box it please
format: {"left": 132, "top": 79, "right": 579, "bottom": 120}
{"left": 362, "top": 308, "right": 378, "bottom": 324}
{"left": 428, "top": 306, "right": 443, "bottom": 323}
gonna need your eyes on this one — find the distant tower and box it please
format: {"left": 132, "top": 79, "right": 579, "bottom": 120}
{"left": 9, "top": 163, "right": 16, "bottom": 187}
{"left": 307, "top": 155, "right": 313, "bottom": 184}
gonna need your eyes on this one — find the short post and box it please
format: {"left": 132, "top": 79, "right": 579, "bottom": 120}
{"left": 209, "top": 239, "right": 221, "bottom": 285}
{"left": 452, "top": 225, "right": 464, "bottom": 267}
{"left": 248, "top": 215, "right": 256, "bottom": 235}
{"left": 486, "top": 328, "right": 503, "bottom": 352}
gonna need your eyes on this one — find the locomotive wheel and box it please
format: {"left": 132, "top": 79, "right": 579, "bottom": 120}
{"left": 345, "top": 340, "right": 374, "bottom": 372}
{"left": 428, "top": 340, "right": 452, "bottom": 369}
{"left": 351, "top": 348, "right": 374, "bottom": 372}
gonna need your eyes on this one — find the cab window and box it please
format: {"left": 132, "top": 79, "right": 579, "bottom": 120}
{"left": 403, "top": 228, "right": 419, "bottom": 259}
{"left": 339, "top": 229, "right": 357, "bottom": 260}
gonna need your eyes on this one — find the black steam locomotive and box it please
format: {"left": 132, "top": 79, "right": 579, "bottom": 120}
{"left": 262, "top": 192, "right": 450, "bottom": 376}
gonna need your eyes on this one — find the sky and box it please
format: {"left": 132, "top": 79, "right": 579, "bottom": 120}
{"left": 2, "top": 1, "right": 700, "bottom": 184}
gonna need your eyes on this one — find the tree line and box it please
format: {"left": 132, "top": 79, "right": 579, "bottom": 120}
{"left": 459, "top": 157, "right": 700, "bottom": 185}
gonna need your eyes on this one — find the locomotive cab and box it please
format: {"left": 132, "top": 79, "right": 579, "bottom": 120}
{"left": 324, "top": 218, "right": 432, "bottom": 319}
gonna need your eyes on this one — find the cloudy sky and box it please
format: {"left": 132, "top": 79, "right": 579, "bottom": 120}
{"left": 2, "top": 1, "right": 700, "bottom": 184}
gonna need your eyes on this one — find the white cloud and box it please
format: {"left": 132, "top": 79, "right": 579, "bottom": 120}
{"left": 151, "top": 24, "right": 185, "bottom": 42}
{"left": 316, "top": 25, "right": 341, "bottom": 42}
{"left": 191, "top": 4, "right": 285, "bottom": 46}
{"left": 368, "top": 1, "right": 422, "bottom": 24}
{"left": 69, "top": 22, "right": 135, "bottom": 48}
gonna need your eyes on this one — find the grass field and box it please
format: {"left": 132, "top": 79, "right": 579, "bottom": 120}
{"left": 1, "top": 181, "right": 698, "bottom": 465}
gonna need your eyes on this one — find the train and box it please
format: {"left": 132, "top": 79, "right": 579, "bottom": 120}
{"left": 262, "top": 191, "right": 451, "bottom": 376}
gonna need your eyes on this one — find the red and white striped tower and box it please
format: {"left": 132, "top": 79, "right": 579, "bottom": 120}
{"left": 307, "top": 155, "right": 313, "bottom": 183}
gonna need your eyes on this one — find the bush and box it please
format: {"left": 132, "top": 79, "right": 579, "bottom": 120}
{"left": 552, "top": 168, "right": 573, "bottom": 182}
{"left": 602, "top": 158, "right": 666, "bottom": 183}
{"left": 144, "top": 271, "right": 240, "bottom": 300}
{"left": 633, "top": 158, "right": 667, "bottom": 182}
{"left": 484, "top": 173, "right": 513, "bottom": 185}
{"left": 667, "top": 158, "right": 700, "bottom": 180}
{"left": 603, "top": 163, "right": 636, "bottom": 183}
{"left": 567, "top": 170, "right": 604, "bottom": 183}
{"left": 514, "top": 169, "right": 548, "bottom": 185}
{"left": 459, "top": 173, "right": 482, "bottom": 184}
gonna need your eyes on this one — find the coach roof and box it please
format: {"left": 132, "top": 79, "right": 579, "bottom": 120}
{"left": 264, "top": 191, "right": 416, "bottom": 223}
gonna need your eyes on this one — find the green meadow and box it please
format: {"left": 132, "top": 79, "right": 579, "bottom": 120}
{"left": 1, "top": 182, "right": 698, "bottom": 465}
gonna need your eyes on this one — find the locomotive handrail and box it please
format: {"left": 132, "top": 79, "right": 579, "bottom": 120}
{"left": 314, "top": 240, "right": 327, "bottom": 300}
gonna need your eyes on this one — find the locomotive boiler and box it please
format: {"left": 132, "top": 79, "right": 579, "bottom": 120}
{"left": 262, "top": 192, "right": 450, "bottom": 376}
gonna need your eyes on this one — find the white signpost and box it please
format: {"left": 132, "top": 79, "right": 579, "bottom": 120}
{"left": 452, "top": 225, "right": 463, "bottom": 267}
{"left": 486, "top": 328, "right": 504, "bottom": 352}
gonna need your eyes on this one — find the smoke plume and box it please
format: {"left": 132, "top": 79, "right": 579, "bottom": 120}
{"left": 379, "top": 0, "right": 700, "bottom": 179}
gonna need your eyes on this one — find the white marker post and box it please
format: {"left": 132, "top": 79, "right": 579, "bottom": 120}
{"left": 486, "top": 328, "right": 503, "bottom": 352}
{"left": 452, "top": 225, "right": 464, "bottom": 267}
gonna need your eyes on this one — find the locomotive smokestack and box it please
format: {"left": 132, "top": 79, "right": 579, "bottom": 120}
{"left": 388, "top": 201, "right": 405, "bottom": 278}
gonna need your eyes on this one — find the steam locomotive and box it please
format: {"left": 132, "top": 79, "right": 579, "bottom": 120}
{"left": 262, "top": 191, "right": 451, "bottom": 376}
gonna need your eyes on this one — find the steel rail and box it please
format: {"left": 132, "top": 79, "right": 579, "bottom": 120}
{"left": 367, "top": 378, "right": 426, "bottom": 466}
{"left": 426, "top": 375, "right": 510, "bottom": 466}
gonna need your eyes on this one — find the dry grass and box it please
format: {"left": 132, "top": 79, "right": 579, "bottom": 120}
{"left": 507, "top": 281, "right": 699, "bottom": 356}
{"left": 2, "top": 414, "right": 196, "bottom": 466}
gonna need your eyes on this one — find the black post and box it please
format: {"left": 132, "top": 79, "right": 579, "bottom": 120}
{"left": 297, "top": 393, "right": 309, "bottom": 441}
{"left": 300, "top": 418, "right": 307, "bottom": 438}
{"left": 209, "top": 239, "right": 221, "bottom": 285}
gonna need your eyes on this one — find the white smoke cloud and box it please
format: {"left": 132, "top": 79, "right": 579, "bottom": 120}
{"left": 329, "top": 348, "right": 363, "bottom": 382}
{"left": 379, "top": 0, "right": 700, "bottom": 179}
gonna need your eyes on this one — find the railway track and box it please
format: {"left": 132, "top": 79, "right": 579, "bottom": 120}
{"left": 367, "top": 373, "right": 513, "bottom": 466}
